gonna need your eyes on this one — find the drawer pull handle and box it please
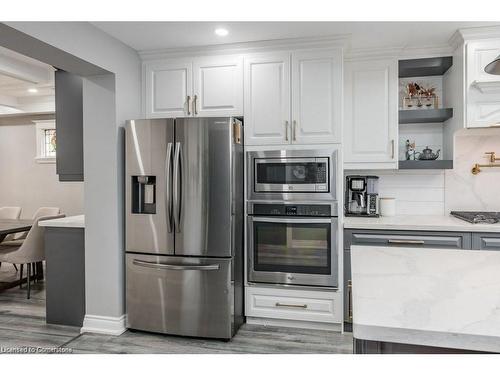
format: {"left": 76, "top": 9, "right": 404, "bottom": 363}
{"left": 275, "top": 302, "right": 308, "bottom": 309}
{"left": 388, "top": 239, "right": 425, "bottom": 245}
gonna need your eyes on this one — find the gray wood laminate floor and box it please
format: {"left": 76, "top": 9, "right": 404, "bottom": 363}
{"left": 0, "top": 264, "right": 353, "bottom": 354}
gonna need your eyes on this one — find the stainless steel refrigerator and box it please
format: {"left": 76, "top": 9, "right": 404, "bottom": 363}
{"left": 125, "top": 117, "right": 244, "bottom": 339}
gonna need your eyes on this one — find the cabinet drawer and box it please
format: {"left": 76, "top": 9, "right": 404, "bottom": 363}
{"left": 245, "top": 286, "right": 341, "bottom": 323}
{"left": 344, "top": 229, "right": 471, "bottom": 250}
{"left": 472, "top": 233, "right": 500, "bottom": 251}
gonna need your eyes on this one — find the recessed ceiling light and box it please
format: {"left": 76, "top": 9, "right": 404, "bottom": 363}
{"left": 215, "top": 28, "right": 229, "bottom": 37}
{"left": 27, "top": 88, "right": 38, "bottom": 93}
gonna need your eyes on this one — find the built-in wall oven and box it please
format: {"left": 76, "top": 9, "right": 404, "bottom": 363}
{"left": 247, "top": 202, "right": 338, "bottom": 288}
{"left": 247, "top": 150, "right": 337, "bottom": 201}
{"left": 246, "top": 149, "right": 339, "bottom": 288}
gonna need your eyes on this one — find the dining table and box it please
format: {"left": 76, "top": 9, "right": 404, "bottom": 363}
{"left": 0, "top": 219, "right": 32, "bottom": 242}
{"left": 0, "top": 219, "right": 38, "bottom": 291}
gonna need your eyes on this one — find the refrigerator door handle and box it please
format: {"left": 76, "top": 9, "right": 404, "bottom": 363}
{"left": 165, "top": 142, "right": 173, "bottom": 232}
{"left": 132, "top": 259, "right": 220, "bottom": 271}
{"left": 173, "top": 141, "right": 182, "bottom": 233}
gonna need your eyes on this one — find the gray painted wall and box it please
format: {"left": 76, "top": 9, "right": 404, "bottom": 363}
{"left": 0, "top": 124, "right": 84, "bottom": 218}
{"left": 5, "top": 22, "right": 142, "bottom": 320}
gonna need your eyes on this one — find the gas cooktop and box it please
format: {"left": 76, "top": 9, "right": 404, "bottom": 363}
{"left": 450, "top": 211, "right": 500, "bottom": 224}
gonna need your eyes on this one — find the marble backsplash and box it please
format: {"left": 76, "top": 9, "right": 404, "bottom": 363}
{"left": 445, "top": 128, "right": 500, "bottom": 212}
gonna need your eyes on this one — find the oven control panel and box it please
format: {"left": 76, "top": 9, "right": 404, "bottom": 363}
{"left": 252, "top": 204, "right": 332, "bottom": 217}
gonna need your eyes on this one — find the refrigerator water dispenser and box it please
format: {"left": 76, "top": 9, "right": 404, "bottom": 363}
{"left": 132, "top": 176, "right": 156, "bottom": 214}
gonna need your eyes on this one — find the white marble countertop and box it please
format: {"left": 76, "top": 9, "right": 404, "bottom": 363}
{"left": 344, "top": 215, "right": 500, "bottom": 233}
{"left": 39, "top": 215, "right": 85, "bottom": 228}
{"left": 351, "top": 245, "right": 500, "bottom": 352}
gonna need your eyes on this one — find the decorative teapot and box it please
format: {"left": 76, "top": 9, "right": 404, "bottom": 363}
{"left": 417, "top": 146, "right": 440, "bottom": 161}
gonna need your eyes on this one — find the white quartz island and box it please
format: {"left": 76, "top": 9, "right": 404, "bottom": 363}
{"left": 351, "top": 245, "right": 500, "bottom": 353}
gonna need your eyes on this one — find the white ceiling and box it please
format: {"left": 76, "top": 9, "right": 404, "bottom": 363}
{"left": 92, "top": 21, "right": 500, "bottom": 52}
{"left": 0, "top": 47, "right": 54, "bottom": 114}
{"left": 0, "top": 74, "right": 54, "bottom": 98}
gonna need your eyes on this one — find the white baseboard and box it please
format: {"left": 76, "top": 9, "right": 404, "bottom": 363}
{"left": 246, "top": 317, "right": 341, "bottom": 332}
{"left": 80, "top": 314, "right": 127, "bottom": 336}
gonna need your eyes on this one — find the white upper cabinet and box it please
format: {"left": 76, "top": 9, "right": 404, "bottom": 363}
{"left": 144, "top": 56, "right": 243, "bottom": 118}
{"left": 144, "top": 60, "right": 192, "bottom": 118}
{"left": 292, "top": 49, "right": 342, "bottom": 144}
{"left": 466, "top": 39, "right": 500, "bottom": 128}
{"left": 344, "top": 58, "right": 398, "bottom": 169}
{"left": 193, "top": 55, "right": 243, "bottom": 117}
{"left": 244, "top": 49, "right": 342, "bottom": 146}
{"left": 244, "top": 52, "right": 291, "bottom": 145}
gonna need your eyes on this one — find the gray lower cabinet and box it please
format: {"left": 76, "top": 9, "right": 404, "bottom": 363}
{"left": 343, "top": 248, "right": 352, "bottom": 329}
{"left": 345, "top": 229, "right": 472, "bottom": 250}
{"left": 45, "top": 227, "right": 85, "bottom": 327}
{"left": 472, "top": 233, "right": 500, "bottom": 251}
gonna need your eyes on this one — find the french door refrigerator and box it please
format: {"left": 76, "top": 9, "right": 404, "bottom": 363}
{"left": 125, "top": 117, "right": 244, "bottom": 339}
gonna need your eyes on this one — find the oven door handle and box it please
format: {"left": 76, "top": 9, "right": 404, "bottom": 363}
{"left": 250, "top": 217, "right": 334, "bottom": 224}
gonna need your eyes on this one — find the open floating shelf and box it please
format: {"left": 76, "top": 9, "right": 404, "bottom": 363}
{"left": 399, "top": 160, "right": 453, "bottom": 170}
{"left": 399, "top": 56, "right": 453, "bottom": 78}
{"left": 399, "top": 108, "right": 453, "bottom": 124}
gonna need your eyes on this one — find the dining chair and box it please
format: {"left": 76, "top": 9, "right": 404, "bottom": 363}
{"left": 0, "top": 207, "right": 22, "bottom": 220}
{"left": 11, "top": 207, "right": 61, "bottom": 241}
{"left": 0, "top": 214, "right": 65, "bottom": 299}
{"left": 0, "top": 207, "right": 22, "bottom": 271}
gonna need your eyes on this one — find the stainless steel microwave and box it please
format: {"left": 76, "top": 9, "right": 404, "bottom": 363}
{"left": 247, "top": 149, "right": 337, "bottom": 201}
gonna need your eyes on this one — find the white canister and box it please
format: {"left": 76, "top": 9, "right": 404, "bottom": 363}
{"left": 379, "top": 197, "right": 396, "bottom": 217}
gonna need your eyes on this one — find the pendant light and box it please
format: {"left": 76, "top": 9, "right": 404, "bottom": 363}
{"left": 485, "top": 54, "right": 500, "bottom": 75}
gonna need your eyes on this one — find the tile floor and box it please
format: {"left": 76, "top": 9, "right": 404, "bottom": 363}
{"left": 0, "top": 263, "right": 353, "bottom": 354}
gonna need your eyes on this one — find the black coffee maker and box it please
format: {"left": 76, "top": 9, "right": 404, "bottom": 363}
{"left": 345, "top": 175, "right": 379, "bottom": 217}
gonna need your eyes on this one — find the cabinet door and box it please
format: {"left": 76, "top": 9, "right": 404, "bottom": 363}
{"left": 343, "top": 248, "right": 352, "bottom": 325}
{"left": 55, "top": 70, "right": 83, "bottom": 181}
{"left": 193, "top": 55, "right": 243, "bottom": 117}
{"left": 344, "top": 58, "right": 398, "bottom": 168}
{"left": 244, "top": 52, "right": 291, "bottom": 145}
{"left": 292, "top": 49, "right": 342, "bottom": 144}
{"left": 144, "top": 60, "right": 192, "bottom": 118}
{"left": 466, "top": 39, "right": 500, "bottom": 128}
{"left": 472, "top": 233, "right": 500, "bottom": 251}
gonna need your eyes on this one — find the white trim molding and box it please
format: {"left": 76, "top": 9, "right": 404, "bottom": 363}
{"left": 246, "top": 317, "right": 342, "bottom": 332}
{"left": 80, "top": 314, "right": 127, "bottom": 336}
{"left": 139, "top": 35, "right": 349, "bottom": 61}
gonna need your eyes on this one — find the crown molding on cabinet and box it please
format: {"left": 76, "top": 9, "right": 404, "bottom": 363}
{"left": 450, "top": 26, "right": 500, "bottom": 49}
{"left": 139, "top": 34, "right": 350, "bottom": 60}
{"left": 346, "top": 44, "right": 454, "bottom": 61}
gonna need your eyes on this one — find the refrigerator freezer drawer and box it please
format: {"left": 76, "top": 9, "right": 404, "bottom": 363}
{"left": 126, "top": 253, "right": 233, "bottom": 339}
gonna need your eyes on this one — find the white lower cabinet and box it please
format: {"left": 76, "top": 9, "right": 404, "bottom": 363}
{"left": 343, "top": 57, "right": 398, "bottom": 169}
{"left": 245, "top": 286, "right": 341, "bottom": 324}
